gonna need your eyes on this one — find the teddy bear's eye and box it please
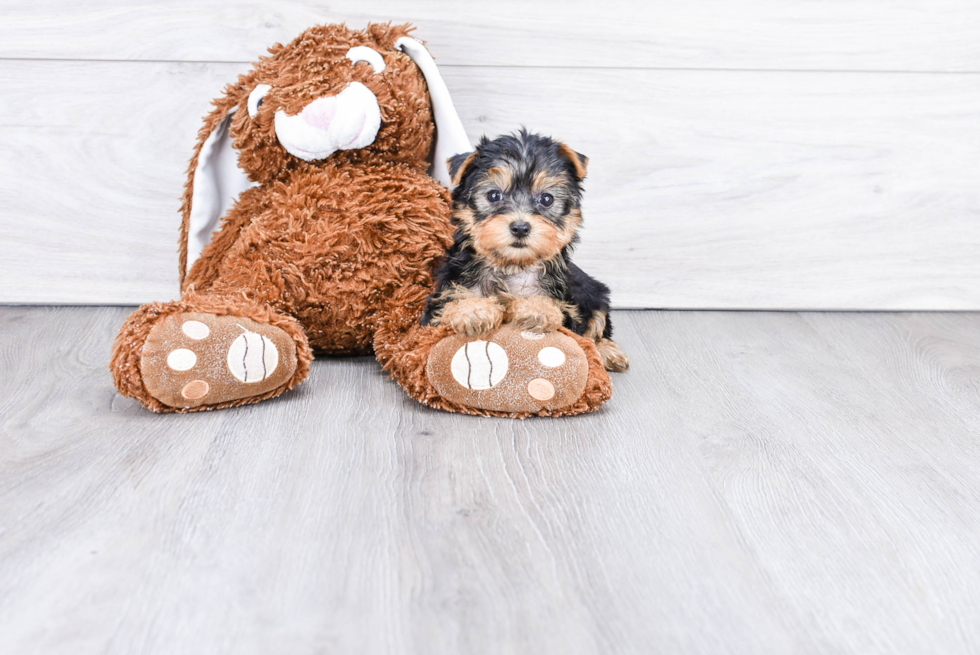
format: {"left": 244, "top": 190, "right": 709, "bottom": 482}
{"left": 346, "top": 46, "right": 386, "bottom": 74}
{"left": 247, "top": 84, "right": 271, "bottom": 118}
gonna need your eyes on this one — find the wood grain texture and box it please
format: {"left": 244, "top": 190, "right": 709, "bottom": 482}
{"left": 2, "top": 0, "right": 979, "bottom": 72}
{"left": 0, "top": 61, "right": 249, "bottom": 305}
{"left": 2, "top": 306, "right": 980, "bottom": 654}
{"left": 1, "top": 60, "right": 977, "bottom": 309}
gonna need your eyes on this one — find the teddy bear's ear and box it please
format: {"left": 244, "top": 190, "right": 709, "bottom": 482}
{"left": 395, "top": 37, "right": 472, "bottom": 187}
{"left": 180, "top": 106, "right": 259, "bottom": 282}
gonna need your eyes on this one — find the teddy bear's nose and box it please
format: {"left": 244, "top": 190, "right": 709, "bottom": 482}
{"left": 300, "top": 96, "right": 339, "bottom": 131}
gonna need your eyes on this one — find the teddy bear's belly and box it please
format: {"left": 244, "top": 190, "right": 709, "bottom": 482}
{"left": 293, "top": 290, "right": 378, "bottom": 355}
{"left": 267, "top": 252, "right": 415, "bottom": 355}
{"left": 205, "top": 219, "right": 443, "bottom": 355}
{"left": 192, "top": 166, "right": 452, "bottom": 355}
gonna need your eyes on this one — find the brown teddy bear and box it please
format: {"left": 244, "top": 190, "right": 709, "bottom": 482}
{"left": 110, "top": 23, "right": 613, "bottom": 417}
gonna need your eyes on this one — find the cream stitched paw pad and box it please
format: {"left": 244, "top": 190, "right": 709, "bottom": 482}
{"left": 426, "top": 325, "right": 589, "bottom": 414}
{"left": 140, "top": 312, "right": 297, "bottom": 409}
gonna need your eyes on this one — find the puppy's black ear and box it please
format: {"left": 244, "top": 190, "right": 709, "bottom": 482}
{"left": 447, "top": 151, "right": 478, "bottom": 186}
{"left": 558, "top": 143, "right": 589, "bottom": 180}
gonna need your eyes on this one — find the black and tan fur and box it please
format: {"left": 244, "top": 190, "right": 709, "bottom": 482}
{"left": 422, "top": 129, "right": 629, "bottom": 372}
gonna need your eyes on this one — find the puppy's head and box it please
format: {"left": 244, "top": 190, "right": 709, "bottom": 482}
{"left": 448, "top": 130, "right": 589, "bottom": 268}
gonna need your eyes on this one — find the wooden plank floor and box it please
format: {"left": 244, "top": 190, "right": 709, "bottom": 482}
{"left": 1, "top": 306, "right": 979, "bottom": 654}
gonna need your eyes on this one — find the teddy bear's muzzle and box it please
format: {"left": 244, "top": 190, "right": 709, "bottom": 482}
{"left": 273, "top": 82, "right": 382, "bottom": 162}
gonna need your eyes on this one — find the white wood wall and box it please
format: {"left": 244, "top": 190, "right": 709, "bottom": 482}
{"left": 1, "top": 1, "right": 978, "bottom": 309}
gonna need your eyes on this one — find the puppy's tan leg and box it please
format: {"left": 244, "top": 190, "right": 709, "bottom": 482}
{"left": 440, "top": 296, "right": 506, "bottom": 337}
{"left": 507, "top": 296, "right": 565, "bottom": 334}
{"left": 596, "top": 338, "right": 630, "bottom": 372}
{"left": 583, "top": 311, "right": 629, "bottom": 372}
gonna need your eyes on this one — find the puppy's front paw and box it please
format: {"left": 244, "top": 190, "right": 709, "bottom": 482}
{"left": 508, "top": 297, "right": 564, "bottom": 334}
{"left": 442, "top": 297, "right": 505, "bottom": 337}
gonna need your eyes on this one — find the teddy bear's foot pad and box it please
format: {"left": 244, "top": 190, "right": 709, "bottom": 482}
{"left": 140, "top": 312, "right": 297, "bottom": 409}
{"left": 426, "top": 325, "right": 589, "bottom": 414}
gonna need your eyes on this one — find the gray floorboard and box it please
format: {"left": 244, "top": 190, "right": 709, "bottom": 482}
{"left": 1, "top": 307, "right": 978, "bottom": 654}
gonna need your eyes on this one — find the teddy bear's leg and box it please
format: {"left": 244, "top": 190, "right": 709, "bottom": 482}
{"left": 374, "top": 318, "right": 613, "bottom": 418}
{"left": 111, "top": 294, "right": 312, "bottom": 412}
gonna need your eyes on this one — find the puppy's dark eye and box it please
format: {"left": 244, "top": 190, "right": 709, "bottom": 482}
{"left": 539, "top": 193, "right": 554, "bottom": 208}
{"left": 487, "top": 189, "right": 502, "bottom": 203}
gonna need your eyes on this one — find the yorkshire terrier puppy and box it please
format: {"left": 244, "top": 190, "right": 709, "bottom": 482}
{"left": 422, "top": 129, "right": 629, "bottom": 372}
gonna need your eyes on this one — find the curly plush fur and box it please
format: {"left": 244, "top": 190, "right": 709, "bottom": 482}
{"left": 110, "top": 23, "right": 612, "bottom": 416}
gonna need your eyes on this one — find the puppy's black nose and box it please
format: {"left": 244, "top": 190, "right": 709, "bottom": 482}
{"left": 509, "top": 221, "right": 531, "bottom": 238}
